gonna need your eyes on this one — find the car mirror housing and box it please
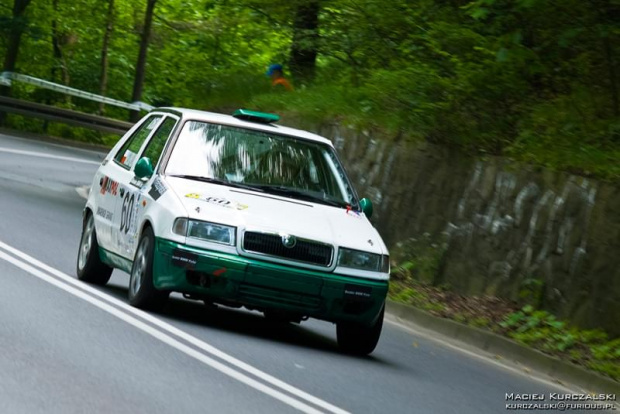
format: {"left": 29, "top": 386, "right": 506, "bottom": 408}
{"left": 134, "top": 157, "right": 154, "bottom": 179}
{"left": 360, "top": 198, "right": 373, "bottom": 219}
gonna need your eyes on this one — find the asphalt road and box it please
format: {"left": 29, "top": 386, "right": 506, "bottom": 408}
{"left": 0, "top": 131, "right": 598, "bottom": 414}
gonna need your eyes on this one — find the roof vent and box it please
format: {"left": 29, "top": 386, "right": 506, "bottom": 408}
{"left": 232, "top": 109, "right": 280, "bottom": 124}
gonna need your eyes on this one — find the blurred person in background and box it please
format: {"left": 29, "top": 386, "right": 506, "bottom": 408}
{"left": 266, "top": 64, "right": 294, "bottom": 92}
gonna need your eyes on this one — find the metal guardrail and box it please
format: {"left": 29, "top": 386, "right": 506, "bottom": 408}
{"left": 0, "top": 96, "right": 133, "bottom": 135}
{"left": 0, "top": 72, "right": 153, "bottom": 111}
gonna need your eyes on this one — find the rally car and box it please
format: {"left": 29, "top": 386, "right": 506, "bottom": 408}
{"left": 76, "top": 108, "right": 389, "bottom": 355}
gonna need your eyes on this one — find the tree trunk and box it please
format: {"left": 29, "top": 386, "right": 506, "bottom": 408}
{"left": 51, "top": 0, "right": 61, "bottom": 85}
{"left": 99, "top": 0, "right": 115, "bottom": 115}
{"left": 51, "top": 0, "right": 71, "bottom": 105}
{"left": 130, "top": 0, "right": 156, "bottom": 122}
{"left": 604, "top": 36, "right": 619, "bottom": 118}
{"left": 0, "top": 0, "right": 33, "bottom": 124}
{"left": 1, "top": 0, "right": 32, "bottom": 75}
{"left": 289, "top": 0, "right": 319, "bottom": 84}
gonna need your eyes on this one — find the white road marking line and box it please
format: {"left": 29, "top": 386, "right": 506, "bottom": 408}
{"left": 0, "top": 249, "right": 328, "bottom": 414}
{"left": 0, "top": 147, "right": 101, "bottom": 165}
{"left": 0, "top": 240, "right": 350, "bottom": 414}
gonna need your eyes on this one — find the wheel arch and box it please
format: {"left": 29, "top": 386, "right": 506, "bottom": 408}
{"left": 82, "top": 207, "right": 93, "bottom": 225}
{"left": 138, "top": 218, "right": 155, "bottom": 240}
{"left": 82, "top": 206, "right": 104, "bottom": 247}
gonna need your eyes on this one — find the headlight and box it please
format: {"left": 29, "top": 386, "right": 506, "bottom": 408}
{"left": 172, "top": 218, "right": 236, "bottom": 245}
{"left": 380, "top": 255, "right": 390, "bottom": 273}
{"left": 338, "top": 248, "right": 382, "bottom": 272}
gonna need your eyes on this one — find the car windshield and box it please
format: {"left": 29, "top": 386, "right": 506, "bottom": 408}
{"left": 165, "top": 121, "right": 358, "bottom": 207}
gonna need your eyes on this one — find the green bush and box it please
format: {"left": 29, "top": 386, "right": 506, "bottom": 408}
{"left": 500, "top": 305, "right": 620, "bottom": 380}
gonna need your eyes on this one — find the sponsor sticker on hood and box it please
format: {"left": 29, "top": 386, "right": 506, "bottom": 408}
{"left": 185, "top": 193, "right": 248, "bottom": 211}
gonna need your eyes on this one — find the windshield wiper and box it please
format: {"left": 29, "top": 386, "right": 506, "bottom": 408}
{"left": 167, "top": 175, "right": 264, "bottom": 192}
{"left": 251, "top": 185, "right": 353, "bottom": 209}
{"left": 168, "top": 176, "right": 356, "bottom": 209}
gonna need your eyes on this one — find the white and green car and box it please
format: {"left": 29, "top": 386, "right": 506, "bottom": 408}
{"left": 77, "top": 108, "right": 389, "bottom": 354}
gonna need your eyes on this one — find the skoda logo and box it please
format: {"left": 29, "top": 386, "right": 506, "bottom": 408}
{"left": 281, "top": 234, "right": 297, "bottom": 249}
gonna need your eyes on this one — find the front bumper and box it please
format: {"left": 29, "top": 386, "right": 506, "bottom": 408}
{"left": 153, "top": 238, "right": 388, "bottom": 324}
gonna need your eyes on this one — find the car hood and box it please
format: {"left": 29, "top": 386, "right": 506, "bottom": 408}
{"left": 165, "top": 176, "right": 387, "bottom": 254}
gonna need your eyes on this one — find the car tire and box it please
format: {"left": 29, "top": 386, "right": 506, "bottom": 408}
{"left": 128, "top": 226, "right": 169, "bottom": 311}
{"left": 336, "top": 305, "right": 384, "bottom": 355}
{"left": 76, "top": 212, "right": 113, "bottom": 285}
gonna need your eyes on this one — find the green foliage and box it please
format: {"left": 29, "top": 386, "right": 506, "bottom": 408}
{"left": 0, "top": 0, "right": 619, "bottom": 178}
{"left": 389, "top": 235, "right": 447, "bottom": 285}
{"left": 259, "top": 0, "right": 620, "bottom": 178}
{"left": 389, "top": 283, "right": 446, "bottom": 313}
{"left": 251, "top": 83, "right": 367, "bottom": 126}
{"left": 453, "top": 312, "right": 467, "bottom": 324}
{"left": 499, "top": 305, "right": 620, "bottom": 380}
{"left": 588, "top": 362, "right": 620, "bottom": 382}
{"left": 518, "top": 277, "right": 545, "bottom": 306}
{"left": 390, "top": 253, "right": 619, "bottom": 380}
{"left": 590, "top": 339, "right": 620, "bottom": 361}
{"left": 469, "top": 316, "right": 492, "bottom": 328}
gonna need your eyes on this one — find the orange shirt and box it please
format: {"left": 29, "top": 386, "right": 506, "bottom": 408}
{"left": 272, "top": 77, "right": 294, "bottom": 92}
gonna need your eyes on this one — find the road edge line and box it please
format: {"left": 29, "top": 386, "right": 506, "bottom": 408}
{"left": 0, "top": 240, "right": 350, "bottom": 414}
{"left": 0, "top": 248, "right": 332, "bottom": 414}
{"left": 385, "top": 300, "right": 620, "bottom": 396}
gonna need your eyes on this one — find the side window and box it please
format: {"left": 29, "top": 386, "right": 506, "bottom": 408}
{"left": 115, "top": 115, "right": 162, "bottom": 168}
{"left": 141, "top": 116, "right": 177, "bottom": 169}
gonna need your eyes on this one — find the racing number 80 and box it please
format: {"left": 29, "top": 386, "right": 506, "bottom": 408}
{"left": 120, "top": 192, "right": 135, "bottom": 234}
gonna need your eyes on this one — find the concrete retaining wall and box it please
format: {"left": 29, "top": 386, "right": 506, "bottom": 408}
{"left": 312, "top": 122, "right": 620, "bottom": 336}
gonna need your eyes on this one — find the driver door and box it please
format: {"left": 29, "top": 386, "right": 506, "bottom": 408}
{"left": 113, "top": 114, "right": 179, "bottom": 261}
{"left": 106, "top": 114, "right": 163, "bottom": 257}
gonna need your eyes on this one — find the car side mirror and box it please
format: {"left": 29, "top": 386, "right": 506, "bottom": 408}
{"left": 359, "top": 198, "right": 373, "bottom": 219}
{"left": 134, "top": 157, "right": 154, "bottom": 179}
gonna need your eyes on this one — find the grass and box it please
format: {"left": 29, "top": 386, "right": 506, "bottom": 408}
{"left": 389, "top": 260, "right": 620, "bottom": 381}
{"left": 5, "top": 114, "right": 119, "bottom": 148}
{"left": 389, "top": 234, "right": 619, "bottom": 381}
{"left": 498, "top": 305, "right": 620, "bottom": 381}
{"left": 252, "top": 85, "right": 620, "bottom": 182}
{"left": 5, "top": 80, "right": 620, "bottom": 182}
{"left": 506, "top": 135, "right": 620, "bottom": 181}
{"left": 389, "top": 284, "right": 446, "bottom": 313}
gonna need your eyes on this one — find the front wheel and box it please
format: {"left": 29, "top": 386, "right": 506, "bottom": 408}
{"left": 128, "top": 227, "right": 168, "bottom": 311}
{"left": 336, "top": 305, "right": 384, "bottom": 355}
{"left": 76, "top": 212, "right": 112, "bottom": 285}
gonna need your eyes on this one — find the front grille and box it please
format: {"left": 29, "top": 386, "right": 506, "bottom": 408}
{"left": 243, "top": 231, "right": 333, "bottom": 267}
{"left": 239, "top": 283, "right": 322, "bottom": 310}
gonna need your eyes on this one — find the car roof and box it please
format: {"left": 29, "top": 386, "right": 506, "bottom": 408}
{"left": 155, "top": 107, "right": 334, "bottom": 147}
